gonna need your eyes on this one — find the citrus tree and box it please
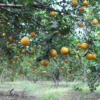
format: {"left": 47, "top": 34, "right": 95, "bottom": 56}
{"left": 0, "top": 0, "right": 100, "bottom": 93}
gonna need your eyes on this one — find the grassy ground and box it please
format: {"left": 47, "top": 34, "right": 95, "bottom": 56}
{"left": 0, "top": 81, "right": 100, "bottom": 100}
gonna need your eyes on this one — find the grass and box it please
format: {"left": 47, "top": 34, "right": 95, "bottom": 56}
{"left": 0, "top": 80, "right": 100, "bottom": 100}
{"left": 39, "top": 86, "right": 67, "bottom": 100}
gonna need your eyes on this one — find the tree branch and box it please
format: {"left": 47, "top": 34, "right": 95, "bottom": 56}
{"left": 0, "top": 7, "right": 27, "bottom": 23}
{"left": 77, "top": 53, "right": 83, "bottom": 65}
{"left": 0, "top": 4, "right": 22, "bottom": 8}
{"left": 0, "top": 3, "right": 68, "bottom": 14}
{"left": 94, "top": 74, "right": 99, "bottom": 83}
{"left": 68, "top": 60, "right": 78, "bottom": 63}
{"left": 0, "top": 3, "right": 76, "bottom": 27}
{"left": 0, "top": 7, "right": 44, "bottom": 28}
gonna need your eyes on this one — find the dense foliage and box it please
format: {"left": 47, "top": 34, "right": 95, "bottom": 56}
{"left": 0, "top": 0, "right": 100, "bottom": 93}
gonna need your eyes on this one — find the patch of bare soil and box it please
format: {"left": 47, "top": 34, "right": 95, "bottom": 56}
{"left": 0, "top": 89, "right": 41, "bottom": 100}
{"left": 57, "top": 91, "right": 100, "bottom": 100}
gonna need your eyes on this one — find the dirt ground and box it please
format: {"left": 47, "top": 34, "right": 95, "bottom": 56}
{"left": 0, "top": 82, "right": 41, "bottom": 100}
{"left": 0, "top": 82, "right": 100, "bottom": 100}
{"left": 0, "top": 91, "right": 40, "bottom": 100}
{"left": 0, "top": 91, "right": 100, "bottom": 100}
{"left": 57, "top": 91, "right": 100, "bottom": 100}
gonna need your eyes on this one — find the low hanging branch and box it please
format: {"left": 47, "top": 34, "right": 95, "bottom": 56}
{"left": 0, "top": 3, "right": 68, "bottom": 14}
{"left": 77, "top": 53, "right": 83, "bottom": 65}
{"left": 0, "top": 2, "right": 77, "bottom": 28}
{"left": 0, "top": 4, "right": 22, "bottom": 8}
{"left": 0, "top": 7, "right": 44, "bottom": 28}
{"left": 9, "top": 88, "right": 14, "bottom": 95}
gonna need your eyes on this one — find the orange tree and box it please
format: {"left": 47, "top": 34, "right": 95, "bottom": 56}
{"left": 0, "top": 0, "right": 100, "bottom": 93}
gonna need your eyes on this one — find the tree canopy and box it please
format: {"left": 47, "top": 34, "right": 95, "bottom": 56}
{"left": 0, "top": 0, "right": 100, "bottom": 93}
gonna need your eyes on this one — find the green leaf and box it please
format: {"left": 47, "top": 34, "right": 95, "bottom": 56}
{"left": 50, "top": 21, "right": 58, "bottom": 28}
{"left": 43, "top": 34, "right": 52, "bottom": 39}
{"left": 60, "top": 27, "right": 70, "bottom": 35}
{"left": 83, "top": 49, "right": 89, "bottom": 57}
{"left": 51, "top": 33, "right": 59, "bottom": 39}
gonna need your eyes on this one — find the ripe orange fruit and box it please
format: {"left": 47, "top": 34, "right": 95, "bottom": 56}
{"left": 54, "top": 31, "right": 58, "bottom": 34}
{"left": 20, "top": 37, "right": 30, "bottom": 46}
{"left": 30, "top": 55, "right": 33, "bottom": 58}
{"left": 4, "top": 20, "right": 7, "bottom": 23}
{"left": 22, "top": 50, "right": 25, "bottom": 53}
{"left": 14, "top": 56, "right": 19, "bottom": 59}
{"left": 0, "top": 24, "right": 2, "bottom": 26}
{"left": 72, "top": 0, "right": 78, "bottom": 7}
{"left": 86, "top": 53, "right": 92, "bottom": 60}
{"left": 81, "top": 43, "right": 88, "bottom": 50}
{"left": 67, "top": 69, "right": 71, "bottom": 71}
{"left": 7, "top": 45, "right": 11, "bottom": 49}
{"left": 29, "top": 59, "right": 31, "bottom": 62}
{"left": 64, "top": 59, "right": 68, "bottom": 63}
{"left": 9, "top": 36, "right": 13, "bottom": 41}
{"left": 50, "top": 11, "right": 56, "bottom": 17}
{"left": 41, "top": 59, "right": 49, "bottom": 66}
{"left": 33, "top": 71, "right": 35, "bottom": 74}
{"left": 30, "top": 32, "right": 35, "bottom": 37}
{"left": 82, "top": 52, "right": 84, "bottom": 55}
{"left": 60, "top": 66, "right": 65, "bottom": 70}
{"left": 17, "top": 59, "right": 20, "bottom": 61}
{"left": 43, "top": 71, "right": 46, "bottom": 73}
{"left": 79, "top": 7, "right": 85, "bottom": 11}
{"left": 50, "top": 49, "right": 57, "bottom": 57}
{"left": 59, "top": 34, "right": 61, "bottom": 37}
{"left": 77, "top": 43, "right": 81, "bottom": 48}
{"left": 92, "top": 19, "right": 98, "bottom": 25}
{"left": 36, "top": 46, "right": 39, "bottom": 49}
{"left": 92, "top": 54, "right": 96, "bottom": 60}
{"left": 78, "top": 23, "right": 84, "bottom": 27}
{"left": 76, "top": 56, "right": 78, "bottom": 58}
{"left": 35, "top": 70, "right": 37, "bottom": 72}
{"left": 25, "top": 54, "right": 28, "bottom": 56}
{"left": 2, "top": 33, "right": 6, "bottom": 37}
{"left": 17, "top": 52, "right": 20, "bottom": 54}
{"left": 53, "top": 57, "right": 57, "bottom": 60}
{"left": 97, "top": 31, "right": 100, "bottom": 35}
{"left": 61, "top": 47, "right": 69, "bottom": 55}
{"left": 34, "top": 66, "right": 36, "bottom": 69}
{"left": 77, "top": 51, "right": 79, "bottom": 54}
{"left": 83, "top": 0, "right": 89, "bottom": 6}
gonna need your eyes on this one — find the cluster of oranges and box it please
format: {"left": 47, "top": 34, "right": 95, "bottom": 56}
{"left": 77, "top": 43, "right": 88, "bottom": 50}
{"left": 77, "top": 43, "right": 96, "bottom": 60}
{"left": 72, "top": 0, "right": 98, "bottom": 25}
{"left": 2, "top": 33, "right": 16, "bottom": 42}
{"left": 32, "top": 66, "right": 46, "bottom": 74}
{"left": 20, "top": 32, "right": 36, "bottom": 46}
{"left": 72, "top": 0, "right": 89, "bottom": 7}
{"left": 2, "top": 0, "right": 99, "bottom": 75}
{"left": 86, "top": 53, "right": 96, "bottom": 60}
{"left": 2, "top": 33, "right": 16, "bottom": 49}
{"left": 75, "top": 0, "right": 98, "bottom": 60}
{"left": 32, "top": 66, "right": 37, "bottom": 74}
{"left": 41, "top": 47, "right": 69, "bottom": 67}
{"left": 14, "top": 56, "right": 20, "bottom": 61}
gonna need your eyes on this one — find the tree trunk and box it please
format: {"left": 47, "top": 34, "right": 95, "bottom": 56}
{"left": 1, "top": 73, "right": 4, "bottom": 83}
{"left": 40, "top": 78, "right": 43, "bottom": 85}
{"left": 23, "top": 76, "right": 26, "bottom": 81}
{"left": 56, "top": 80, "right": 59, "bottom": 86}
{"left": 52, "top": 77, "right": 56, "bottom": 85}
{"left": 39, "top": 75, "right": 43, "bottom": 85}
{"left": 89, "top": 85, "right": 94, "bottom": 93}
{"left": 52, "top": 69, "right": 60, "bottom": 86}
